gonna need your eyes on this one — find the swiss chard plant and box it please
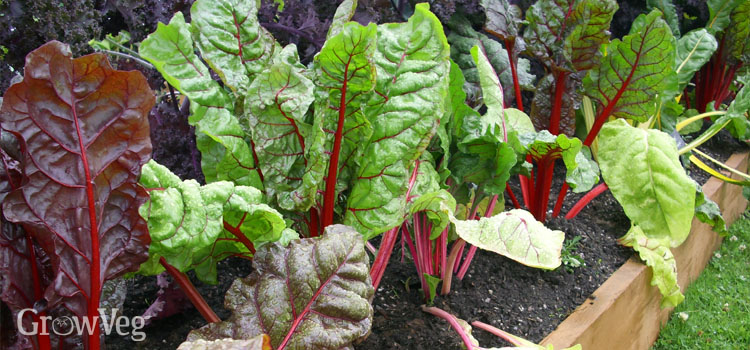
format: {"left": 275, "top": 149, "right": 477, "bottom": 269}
{"left": 0, "top": 41, "right": 154, "bottom": 350}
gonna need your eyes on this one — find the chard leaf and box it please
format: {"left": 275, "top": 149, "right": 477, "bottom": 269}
{"left": 138, "top": 161, "right": 286, "bottom": 284}
{"left": 451, "top": 209, "right": 565, "bottom": 269}
{"left": 447, "top": 14, "right": 534, "bottom": 103}
{"left": 674, "top": 29, "right": 718, "bottom": 93}
{"left": 725, "top": 1, "right": 750, "bottom": 63}
{"left": 619, "top": 226, "right": 684, "bottom": 308}
{"left": 305, "top": 22, "right": 376, "bottom": 218}
{"left": 647, "top": 0, "right": 681, "bottom": 37}
{"left": 583, "top": 10, "right": 676, "bottom": 122}
{"left": 178, "top": 335, "right": 272, "bottom": 350}
{"left": 139, "top": 12, "right": 263, "bottom": 189}
{"left": 695, "top": 185, "right": 728, "bottom": 236}
{"left": 0, "top": 41, "right": 152, "bottom": 318}
{"left": 707, "top": 0, "right": 744, "bottom": 34}
{"left": 598, "top": 119, "right": 695, "bottom": 246}
{"left": 524, "top": 0, "right": 617, "bottom": 71}
{"left": 721, "top": 78, "right": 750, "bottom": 139}
{"left": 244, "top": 51, "right": 314, "bottom": 211}
{"left": 564, "top": 0, "right": 618, "bottom": 72}
{"left": 327, "top": 0, "right": 357, "bottom": 40}
{"left": 481, "top": 0, "right": 524, "bottom": 41}
{"left": 345, "top": 4, "right": 450, "bottom": 238}
{"left": 520, "top": 131, "right": 599, "bottom": 192}
{"left": 186, "top": 225, "right": 374, "bottom": 350}
{"left": 530, "top": 73, "right": 580, "bottom": 136}
{"left": 190, "top": 0, "right": 277, "bottom": 92}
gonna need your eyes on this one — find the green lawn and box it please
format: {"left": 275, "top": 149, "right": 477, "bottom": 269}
{"left": 652, "top": 212, "right": 750, "bottom": 350}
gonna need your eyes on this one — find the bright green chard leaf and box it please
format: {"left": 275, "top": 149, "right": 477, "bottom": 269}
{"left": 481, "top": 0, "right": 524, "bottom": 41}
{"left": 190, "top": 0, "right": 277, "bottom": 92}
{"left": 647, "top": 0, "right": 680, "bottom": 37}
{"left": 451, "top": 209, "right": 565, "bottom": 269}
{"left": 620, "top": 225, "right": 684, "bottom": 308}
{"left": 695, "top": 185, "right": 728, "bottom": 236}
{"left": 345, "top": 4, "right": 451, "bottom": 238}
{"left": 520, "top": 130, "right": 599, "bottom": 193}
{"left": 304, "top": 21, "right": 376, "bottom": 213}
{"left": 139, "top": 12, "right": 263, "bottom": 189}
{"left": 138, "top": 161, "right": 286, "bottom": 284}
{"left": 674, "top": 29, "right": 718, "bottom": 93}
{"left": 244, "top": 47, "right": 314, "bottom": 211}
{"left": 327, "top": 0, "right": 357, "bottom": 39}
{"left": 725, "top": 1, "right": 750, "bottom": 63}
{"left": 706, "top": 0, "right": 744, "bottom": 34}
{"left": 583, "top": 10, "right": 675, "bottom": 122}
{"left": 722, "top": 78, "right": 750, "bottom": 139}
{"left": 598, "top": 119, "right": 695, "bottom": 246}
{"left": 423, "top": 273, "right": 441, "bottom": 303}
{"left": 186, "top": 226, "right": 374, "bottom": 349}
{"left": 447, "top": 14, "right": 534, "bottom": 103}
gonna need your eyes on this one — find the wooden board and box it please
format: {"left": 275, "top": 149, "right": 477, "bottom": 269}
{"left": 541, "top": 152, "right": 749, "bottom": 350}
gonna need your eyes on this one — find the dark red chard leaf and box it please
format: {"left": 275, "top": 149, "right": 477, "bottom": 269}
{"left": 186, "top": 225, "right": 374, "bottom": 350}
{"left": 0, "top": 41, "right": 153, "bottom": 346}
{"left": 482, "top": 0, "right": 524, "bottom": 41}
{"left": 530, "top": 73, "right": 580, "bottom": 136}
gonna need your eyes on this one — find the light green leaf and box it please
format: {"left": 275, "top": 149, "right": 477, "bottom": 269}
{"left": 244, "top": 55, "right": 314, "bottom": 211}
{"left": 674, "top": 29, "right": 718, "bottom": 93}
{"left": 190, "top": 0, "right": 277, "bottom": 92}
{"left": 423, "top": 274, "right": 441, "bottom": 303}
{"left": 695, "top": 185, "right": 728, "bottom": 236}
{"left": 598, "top": 119, "right": 695, "bottom": 246}
{"left": 583, "top": 10, "right": 676, "bottom": 122}
{"left": 138, "top": 161, "right": 286, "bottom": 284}
{"left": 567, "top": 147, "right": 600, "bottom": 193}
{"left": 345, "top": 4, "right": 451, "bottom": 238}
{"left": 451, "top": 209, "right": 564, "bottom": 269}
{"left": 139, "top": 12, "right": 263, "bottom": 189}
{"left": 327, "top": 0, "right": 357, "bottom": 39}
{"left": 619, "top": 225, "right": 684, "bottom": 308}
{"left": 564, "top": 0, "right": 618, "bottom": 71}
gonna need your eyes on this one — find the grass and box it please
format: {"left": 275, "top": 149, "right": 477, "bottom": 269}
{"left": 652, "top": 211, "right": 750, "bottom": 350}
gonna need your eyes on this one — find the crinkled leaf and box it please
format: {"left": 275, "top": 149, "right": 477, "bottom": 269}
{"left": 619, "top": 225, "right": 684, "bottom": 308}
{"left": 695, "top": 185, "right": 728, "bottom": 236}
{"left": 673, "top": 29, "right": 718, "bottom": 93}
{"left": 723, "top": 78, "right": 750, "bottom": 139}
{"left": 598, "top": 119, "right": 695, "bottom": 246}
{"left": 524, "top": 0, "right": 617, "bottom": 71}
{"left": 564, "top": 0, "right": 618, "bottom": 72}
{"left": 482, "top": 0, "right": 524, "bottom": 41}
{"left": 138, "top": 161, "right": 285, "bottom": 283}
{"left": 244, "top": 50, "right": 314, "bottom": 211}
{"left": 706, "top": 0, "right": 744, "bottom": 34}
{"left": 302, "top": 22, "right": 376, "bottom": 215}
{"left": 186, "top": 225, "right": 374, "bottom": 350}
{"left": 567, "top": 147, "right": 600, "bottom": 193}
{"left": 583, "top": 10, "right": 675, "bottom": 122}
{"left": 190, "top": 0, "right": 277, "bottom": 92}
{"left": 647, "top": 0, "right": 680, "bottom": 37}
{"left": 178, "top": 335, "right": 272, "bottom": 350}
{"left": 450, "top": 143, "right": 517, "bottom": 197}
{"left": 447, "top": 14, "right": 534, "bottom": 103}
{"left": 431, "top": 60, "right": 473, "bottom": 182}
{"left": 530, "top": 73, "right": 580, "bottom": 136}
{"left": 451, "top": 209, "right": 564, "bottom": 269}
{"left": 725, "top": 1, "right": 750, "bottom": 63}
{"left": 139, "top": 12, "right": 263, "bottom": 189}
{"left": 345, "top": 4, "right": 450, "bottom": 238}
{"left": 0, "top": 41, "right": 152, "bottom": 318}
{"left": 327, "top": 0, "right": 357, "bottom": 40}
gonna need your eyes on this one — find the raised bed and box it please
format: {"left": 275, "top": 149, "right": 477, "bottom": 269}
{"left": 541, "top": 152, "right": 750, "bottom": 350}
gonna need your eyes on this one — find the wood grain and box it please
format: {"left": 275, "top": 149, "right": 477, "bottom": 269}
{"left": 541, "top": 152, "right": 749, "bottom": 350}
